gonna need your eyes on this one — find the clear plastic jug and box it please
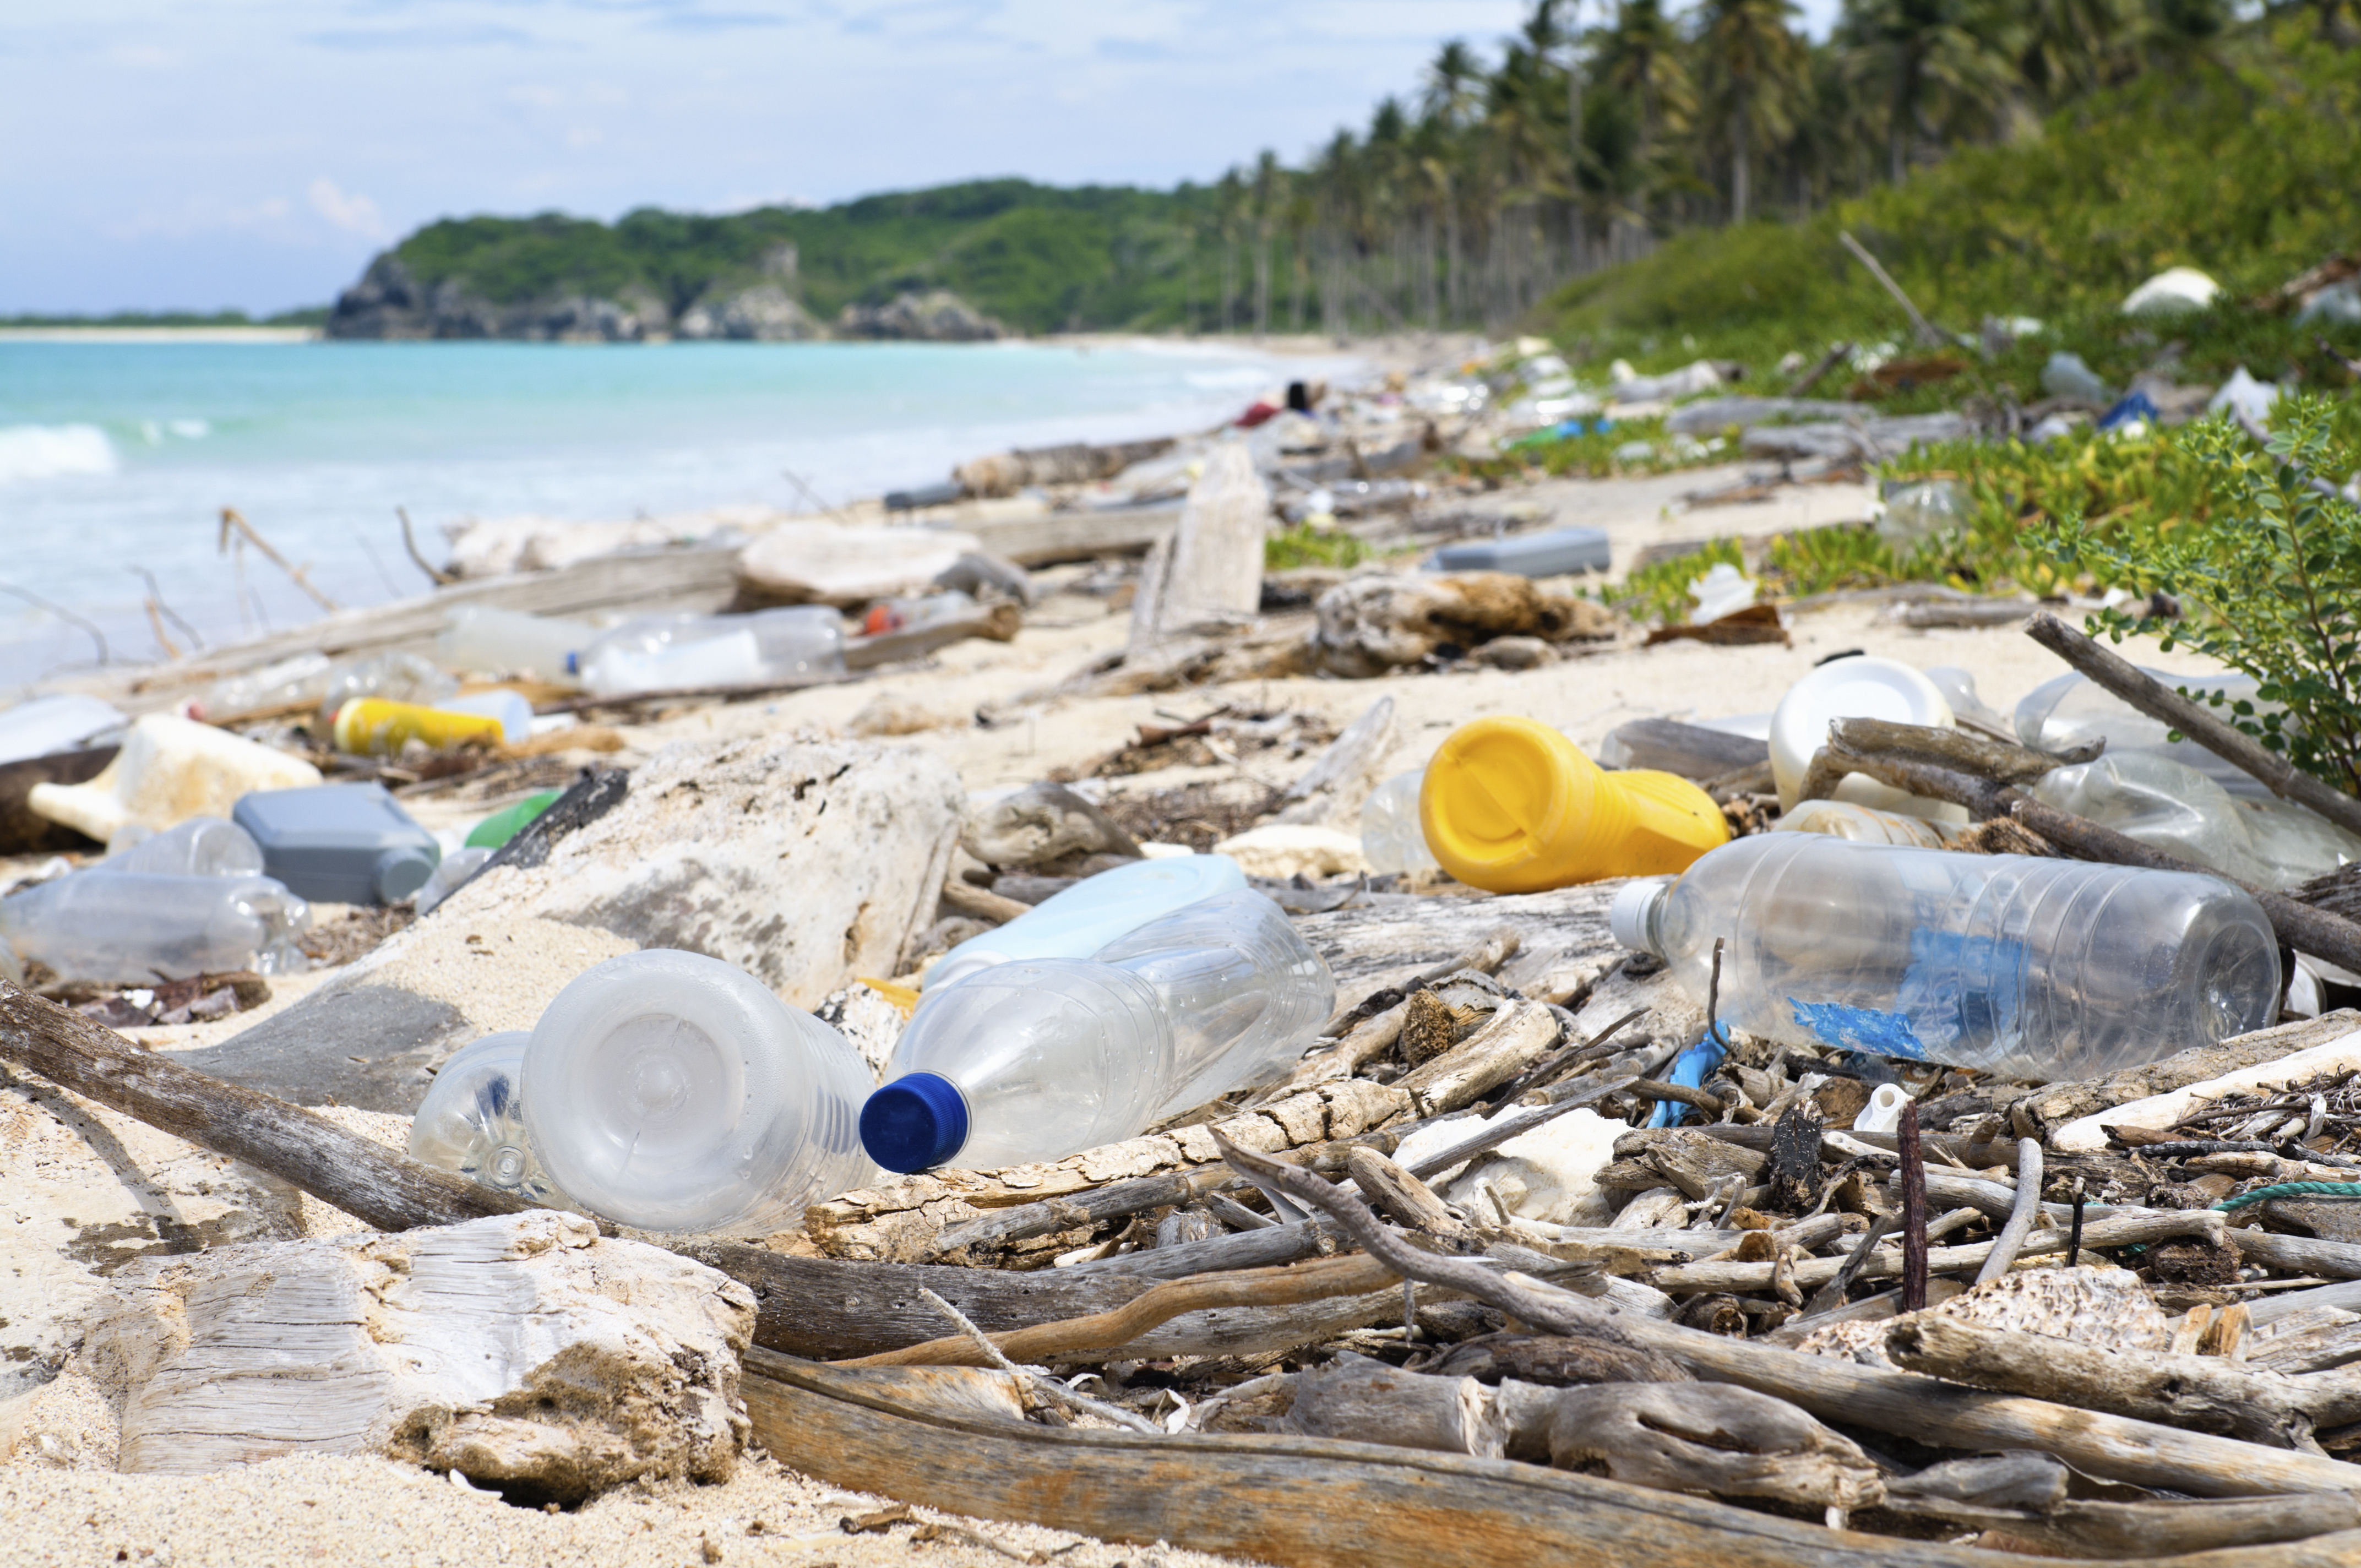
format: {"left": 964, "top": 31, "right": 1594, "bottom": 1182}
{"left": 408, "top": 1031, "right": 569, "bottom": 1206}
{"left": 2029, "top": 750, "right": 2361, "bottom": 891}
{"left": 1609, "top": 834, "right": 2279, "bottom": 1080}
{"left": 0, "top": 871, "right": 311, "bottom": 982}
{"left": 519, "top": 950, "right": 875, "bottom": 1234}
{"left": 1359, "top": 770, "right": 1440, "bottom": 875}
{"left": 863, "top": 889, "right": 1335, "bottom": 1172}
{"left": 924, "top": 853, "right": 1247, "bottom": 990}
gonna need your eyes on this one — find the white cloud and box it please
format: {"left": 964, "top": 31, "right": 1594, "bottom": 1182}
{"left": 307, "top": 176, "right": 391, "bottom": 241}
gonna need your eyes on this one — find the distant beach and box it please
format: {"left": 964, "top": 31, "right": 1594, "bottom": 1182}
{"left": 0, "top": 336, "right": 1354, "bottom": 688}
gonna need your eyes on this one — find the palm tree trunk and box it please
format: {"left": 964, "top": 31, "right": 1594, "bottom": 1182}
{"left": 1731, "top": 102, "right": 1752, "bottom": 224}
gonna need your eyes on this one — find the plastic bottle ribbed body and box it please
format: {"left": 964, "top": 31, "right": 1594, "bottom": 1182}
{"left": 0, "top": 872, "right": 311, "bottom": 982}
{"left": 1629, "top": 834, "right": 2280, "bottom": 1079}
{"left": 924, "top": 854, "right": 1247, "bottom": 990}
{"left": 870, "top": 889, "right": 1336, "bottom": 1170}
{"left": 879, "top": 959, "right": 1174, "bottom": 1169}
{"left": 519, "top": 950, "right": 875, "bottom": 1234}
{"left": 96, "top": 816, "right": 266, "bottom": 877}
{"left": 1359, "top": 771, "right": 1439, "bottom": 875}
{"left": 407, "top": 1031, "right": 570, "bottom": 1207}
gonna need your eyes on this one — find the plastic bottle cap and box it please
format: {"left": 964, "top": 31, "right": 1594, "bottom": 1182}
{"left": 374, "top": 846, "right": 438, "bottom": 903}
{"left": 1609, "top": 878, "right": 1671, "bottom": 954}
{"left": 861, "top": 1072, "right": 970, "bottom": 1173}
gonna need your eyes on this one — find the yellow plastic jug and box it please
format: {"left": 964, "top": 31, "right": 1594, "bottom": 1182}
{"left": 1419, "top": 716, "right": 1730, "bottom": 892}
{"left": 333, "top": 698, "right": 505, "bottom": 757}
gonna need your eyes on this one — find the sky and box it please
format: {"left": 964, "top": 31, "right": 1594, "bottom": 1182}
{"left": 1, "top": 1, "right": 1849, "bottom": 319}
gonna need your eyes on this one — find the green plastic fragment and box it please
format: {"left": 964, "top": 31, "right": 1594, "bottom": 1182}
{"left": 465, "top": 789, "right": 563, "bottom": 851}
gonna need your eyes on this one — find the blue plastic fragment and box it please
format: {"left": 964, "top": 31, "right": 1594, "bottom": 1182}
{"left": 2097, "top": 390, "right": 2161, "bottom": 432}
{"left": 1789, "top": 999, "right": 1930, "bottom": 1060}
{"left": 1647, "top": 1023, "right": 1728, "bottom": 1128}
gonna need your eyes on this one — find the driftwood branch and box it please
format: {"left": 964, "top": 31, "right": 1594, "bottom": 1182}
{"left": 0, "top": 979, "right": 524, "bottom": 1233}
{"left": 1838, "top": 231, "right": 1945, "bottom": 348}
{"left": 1213, "top": 1130, "right": 2361, "bottom": 1498}
{"left": 2026, "top": 611, "right": 2361, "bottom": 841}
{"left": 1883, "top": 1314, "right": 2360, "bottom": 1451}
{"left": 1277, "top": 927, "right": 1524, "bottom": 1097}
{"left": 1976, "top": 1139, "right": 2046, "bottom": 1286}
{"left": 1827, "top": 716, "right": 2101, "bottom": 782}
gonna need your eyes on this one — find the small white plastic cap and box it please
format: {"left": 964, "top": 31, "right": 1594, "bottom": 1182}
{"left": 1852, "top": 1082, "right": 1911, "bottom": 1135}
{"left": 1609, "top": 878, "right": 1672, "bottom": 954}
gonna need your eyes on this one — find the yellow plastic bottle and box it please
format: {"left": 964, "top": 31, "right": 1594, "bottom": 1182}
{"left": 332, "top": 698, "right": 505, "bottom": 757}
{"left": 1419, "top": 716, "right": 1731, "bottom": 892}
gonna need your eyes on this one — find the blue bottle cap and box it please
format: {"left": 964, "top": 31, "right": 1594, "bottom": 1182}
{"left": 861, "top": 1072, "right": 970, "bottom": 1173}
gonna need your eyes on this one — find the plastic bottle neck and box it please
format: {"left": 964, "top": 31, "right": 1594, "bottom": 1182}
{"left": 1609, "top": 878, "right": 1671, "bottom": 957}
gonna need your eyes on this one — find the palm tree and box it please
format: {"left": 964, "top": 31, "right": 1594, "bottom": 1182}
{"left": 1694, "top": 0, "right": 1810, "bottom": 222}
{"left": 1596, "top": 0, "right": 1698, "bottom": 184}
{"left": 1840, "top": 0, "right": 2025, "bottom": 184}
{"left": 2016, "top": 0, "right": 2138, "bottom": 102}
{"left": 1423, "top": 39, "right": 1486, "bottom": 128}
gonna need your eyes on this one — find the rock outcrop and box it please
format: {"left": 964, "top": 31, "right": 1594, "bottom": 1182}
{"left": 675, "top": 284, "right": 823, "bottom": 341}
{"left": 836, "top": 288, "right": 1004, "bottom": 341}
{"left": 328, "top": 257, "right": 674, "bottom": 342}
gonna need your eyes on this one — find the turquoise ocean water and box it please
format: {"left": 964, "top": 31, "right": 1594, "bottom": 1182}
{"left": 0, "top": 337, "right": 1322, "bottom": 688}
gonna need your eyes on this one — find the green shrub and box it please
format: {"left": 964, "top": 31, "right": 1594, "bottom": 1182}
{"left": 2062, "top": 396, "right": 2361, "bottom": 796}
{"left": 1265, "top": 524, "right": 1374, "bottom": 571}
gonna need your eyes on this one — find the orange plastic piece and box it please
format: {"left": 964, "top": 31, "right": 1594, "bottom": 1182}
{"left": 1419, "top": 715, "right": 1730, "bottom": 892}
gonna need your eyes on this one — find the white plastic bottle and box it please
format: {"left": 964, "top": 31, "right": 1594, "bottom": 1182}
{"left": 408, "top": 1032, "right": 569, "bottom": 1206}
{"left": 0, "top": 872, "right": 311, "bottom": 982}
{"left": 862, "top": 889, "right": 1336, "bottom": 1172}
{"left": 1609, "top": 834, "right": 2279, "bottom": 1080}
{"left": 26, "top": 714, "right": 323, "bottom": 844}
{"left": 580, "top": 608, "right": 846, "bottom": 698}
{"left": 1359, "top": 770, "right": 1440, "bottom": 874}
{"left": 519, "top": 950, "right": 874, "bottom": 1233}
{"left": 96, "top": 816, "right": 267, "bottom": 877}
{"left": 924, "top": 853, "right": 1247, "bottom": 990}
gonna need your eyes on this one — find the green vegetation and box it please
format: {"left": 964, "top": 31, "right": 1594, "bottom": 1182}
{"left": 0, "top": 307, "right": 327, "bottom": 328}
{"left": 2068, "top": 402, "right": 2361, "bottom": 794}
{"left": 383, "top": 183, "right": 1219, "bottom": 336}
{"left": 1264, "top": 524, "right": 1375, "bottom": 571}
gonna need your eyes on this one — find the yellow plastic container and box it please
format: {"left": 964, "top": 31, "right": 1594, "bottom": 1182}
{"left": 1419, "top": 716, "right": 1731, "bottom": 892}
{"left": 332, "top": 698, "right": 505, "bottom": 757}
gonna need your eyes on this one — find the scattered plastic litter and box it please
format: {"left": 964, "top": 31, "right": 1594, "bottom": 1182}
{"left": 407, "top": 1031, "right": 569, "bottom": 1205}
{"left": 1687, "top": 561, "right": 1759, "bottom": 623}
{"left": 0, "top": 869, "right": 310, "bottom": 981}
{"left": 1428, "top": 526, "right": 1611, "bottom": 578}
{"left": 1767, "top": 655, "right": 1961, "bottom": 817}
{"left": 1358, "top": 770, "right": 1440, "bottom": 876}
{"left": 331, "top": 696, "right": 505, "bottom": 756}
{"left": 0, "top": 693, "right": 126, "bottom": 765}
{"left": 232, "top": 782, "right": 442, "bottom": 905}
{"left": 2122, "top": 265, "right": 2221, "bottom": 317}
{"left": 25, "top": 713, "right": 322, "bottom": 843}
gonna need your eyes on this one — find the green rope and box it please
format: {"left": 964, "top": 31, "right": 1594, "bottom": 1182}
{"left": 2213, "top": 1181, "right": 2361, "bottom": 1212}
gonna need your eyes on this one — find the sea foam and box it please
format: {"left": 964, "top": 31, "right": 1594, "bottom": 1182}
{"left": 0, "top": 423, "right": 118, "bottom": 483}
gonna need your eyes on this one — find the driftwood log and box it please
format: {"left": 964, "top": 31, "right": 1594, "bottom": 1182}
{"left": 1216, "top": 1131, "right": 2361, "bottom": 1498}
{"left": 0, "top": 979, "right": 524, "bottom": 1233}
{"left": 1287, "top": 1355, "right": 1497, "bottom": 1456}
{"left": 1547, "top": 1382, "right": 1883, "bottom": 1510}
{"left": 744, "top": 1352, "right": 2361, "bottom": 1568}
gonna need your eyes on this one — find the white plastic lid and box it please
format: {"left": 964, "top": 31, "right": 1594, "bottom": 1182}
{"left": 1609, "top": 878, "right": 1671, "bottom": 955}
{"left": 1767, "top": 656, "right": 1955, "bottom": 810}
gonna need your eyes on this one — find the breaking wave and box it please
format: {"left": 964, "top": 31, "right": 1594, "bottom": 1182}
{"left": 0, "top": 423, "right": 118, "bottom": 483}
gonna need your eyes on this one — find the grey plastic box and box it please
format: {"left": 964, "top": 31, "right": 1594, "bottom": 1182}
{"left": 1430, "top": 526, "right": 1612, "bottom": 578}
{"left": 232, "top": 783, "right": 442, "bottom": 906}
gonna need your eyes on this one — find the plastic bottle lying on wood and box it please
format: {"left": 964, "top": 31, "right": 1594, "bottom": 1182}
{"left": 407, "top": 1031, "right": 570, "bottom": 1207}
{"left": 923, "top": 853, "right": 1246, "bottom": 990}
{"left": 1610, "top": 834, "right": 2281, "bottom": 1079}
{"left": 863, "top": 890, "right": 1335, "bottom": 1173}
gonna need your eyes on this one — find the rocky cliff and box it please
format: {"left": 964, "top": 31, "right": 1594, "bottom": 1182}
{"left": 327, "top": 256, "right": 998, "bottom": 344}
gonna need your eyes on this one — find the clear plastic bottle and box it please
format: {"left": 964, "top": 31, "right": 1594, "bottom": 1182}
{"left": 0, "top": 872, "right": 311, "bottom": 982}
{"left": 317, "top": 651, "right": 459, "bottom": 723}
{"left": 190, "top": 653, "right": 333, "bottom": 725}
{"left": 924, "top": 853, "right": 1247, "bottom": 990}
{"left": 437, "top": 606, "right": 595, "bottom": 685}
{"left": 859, "top": 590, "right": 977, "bottom": 638}
{"left": 579, "top": 608, "right": 846, "bottom": 698}
{"left": 0, "top": 693, "right": 127, "bottom": 764}
{"left": 2014, "top": 668, "right": 2272, "bottom": 797}
{"left": 1359, "top": 770, "right": 1440, "bottom": 875}
{"left": 96, "top": 816, "right": 266, "bottom": 877}
{"left": 519, "top": 950, "right": 874, "bottom": 1234}
{"left": 408, "top": 1032, "right": 570, "bottom": 1206}
{"left": 1608, "top": 834, "right": 2279, "bottom": 1080}
{"left": 863, "top": 889, "right": 1335, "bottom": 1172}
